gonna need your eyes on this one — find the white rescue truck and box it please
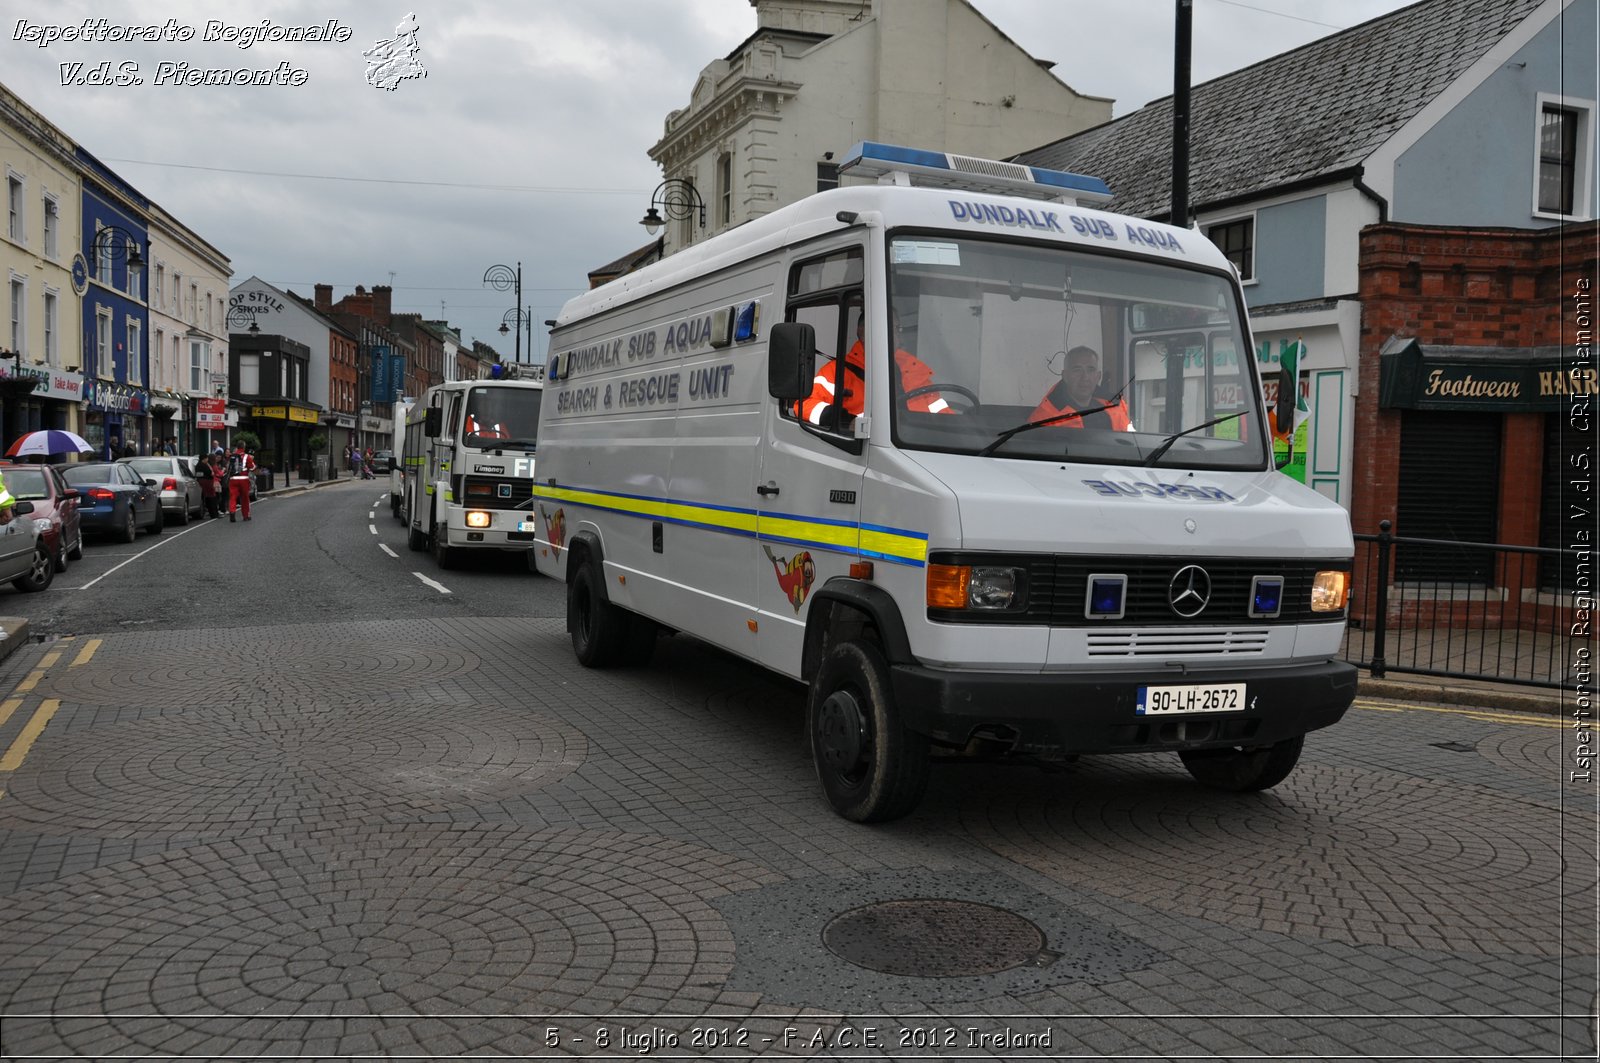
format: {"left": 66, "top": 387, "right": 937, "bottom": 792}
{"left": 400, "top": 371, "right": 545, "bottom": 568}
{"left": 533, "top": 142, "right": 1356, "bottom": 822}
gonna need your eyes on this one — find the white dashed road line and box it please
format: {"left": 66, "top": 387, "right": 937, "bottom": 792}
{"left": 379, "top": 544, "right": 397, "bottom": 558}
{"left": 412, "top": 572, "right": 451, "bottom": 594}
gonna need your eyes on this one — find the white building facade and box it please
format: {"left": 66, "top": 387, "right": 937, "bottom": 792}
{"left": 644, "top": 0, "right": 1112, "bottom": 255}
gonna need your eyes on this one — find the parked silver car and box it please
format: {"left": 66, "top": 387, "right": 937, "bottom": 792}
{"left": 0, "top": 501, "right": 54, "bottom": 593}
{"left": 119, "top": 456, "right": 203, "bottom": 525}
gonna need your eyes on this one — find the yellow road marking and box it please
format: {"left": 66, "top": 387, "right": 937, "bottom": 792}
{"left": 0, "top": 697, "right": 20, "bottom": 729}
{"left": 0, "top": 698, "right": 59, "bottom": 772}
{"left": 14, "top": 669, "right": 43, "bottom": 693}
{"left": 39, "top": 650, "right": 60, "bottom": 669}
{"left": 1354, "top": 698, "right": 1564, "bottom": 728}
{"left": 70, "top": 639, "right": 100, "bottom": 667}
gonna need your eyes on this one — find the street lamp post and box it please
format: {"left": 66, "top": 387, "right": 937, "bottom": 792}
{"left": 483, "top": 262, "right": 522, "bottom": 362}
{"left": 499, "top": 307, "right": 533, "bottom": 365}
{"left": 225, "top": 304, "right": 260, "bottom": 334}
{"left": 639, "top": 178, "right": 706, "bottom": 235}
{"left": 89, "top": 224, "right": 145, "bottom": 281}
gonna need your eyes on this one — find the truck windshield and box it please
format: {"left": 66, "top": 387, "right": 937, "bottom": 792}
{"left": 463, "top": 386, "right": 543, "bottom": 450}
{"left": 886, "top": 235, "right": 1268, "bottom": 470}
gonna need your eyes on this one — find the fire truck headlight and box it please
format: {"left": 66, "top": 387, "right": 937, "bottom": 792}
{"left": 465, "top": 510, "right": 492, "bottom": 529}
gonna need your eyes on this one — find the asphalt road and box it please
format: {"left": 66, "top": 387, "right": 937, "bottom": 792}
{"left": 0, "top": 478, "right": 1594, "bottom": 1059}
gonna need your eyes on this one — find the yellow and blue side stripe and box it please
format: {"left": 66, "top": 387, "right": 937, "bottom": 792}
{"left": 533, "top": 481, "right": 929, "bottom": 567}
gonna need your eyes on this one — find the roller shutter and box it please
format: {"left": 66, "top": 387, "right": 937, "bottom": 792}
{"left": 1395, "top": 411, "right": 1501, "bottom": 584}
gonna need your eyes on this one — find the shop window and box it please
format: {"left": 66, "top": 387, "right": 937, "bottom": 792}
{"left": 1539, "top": 415, "right": 1586, "bottom": 591}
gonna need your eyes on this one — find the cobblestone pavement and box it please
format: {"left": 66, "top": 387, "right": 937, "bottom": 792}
{"left": 0, "top": 617, "right": 1593, "bottom": 1060}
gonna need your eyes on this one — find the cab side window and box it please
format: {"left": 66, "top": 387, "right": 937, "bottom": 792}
{"left": 782, "top": 246, "right": 863, "bottom": 431}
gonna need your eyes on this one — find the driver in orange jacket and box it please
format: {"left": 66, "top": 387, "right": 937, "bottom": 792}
{"left": 799, "top": 311, "right": 956, "bottom": 426}
{"left": 1029, "top": 345, "right": 1132, "bottom": 430}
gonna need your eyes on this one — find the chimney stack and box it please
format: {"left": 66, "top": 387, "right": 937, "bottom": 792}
{"left": 314, "top": 283, "right": 332, "bottom": 311}
{"left": 373, "top": 285, "right": 392, "bottom": 323}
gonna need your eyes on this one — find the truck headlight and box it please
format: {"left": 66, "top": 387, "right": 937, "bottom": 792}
{"left": 1311, "top": 570, "right": 1350, "bottom": 612}
{"left": 465, "top": 510, "right": 492, "bottom": 529}
{"left": 927, "top": 563, "right": 1026, "bottom": 611}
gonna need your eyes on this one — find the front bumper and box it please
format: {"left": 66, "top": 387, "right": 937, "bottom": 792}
{"left": 891, "top": 658, "right": 1356, "bottom": 756}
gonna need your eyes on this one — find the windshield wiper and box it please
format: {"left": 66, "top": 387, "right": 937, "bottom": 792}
{"left": 1142, "top": 410, "right": 1249, "bottom": 466}
{"left": 978, "top": 372, "right": 1135, "bottom": 458}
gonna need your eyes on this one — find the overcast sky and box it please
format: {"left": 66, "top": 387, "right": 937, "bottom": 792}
{"left": 2, "top": 0, "right": 1413, "bottom": 364}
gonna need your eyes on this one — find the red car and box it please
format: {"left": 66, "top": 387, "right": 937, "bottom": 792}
{"left": 4, "top": 463, "right": 84, "bottom": 573}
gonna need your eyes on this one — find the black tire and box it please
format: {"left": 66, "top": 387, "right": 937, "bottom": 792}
{"left": 1179, "top": 735, "right": 1304, "bottom": 792}
{"left": 568, "top": 558, "right": 629, "bottom": 668}
{"left": 390, "top": 493, "right": 401, "bottom": 520}
{"left": 13, "top": 544, "right": 54, "bottom": 593}
{"left": 407, "top": 522, "right": 427, "bottom": 551}
{"left": 808, "top": 638, "right": 930, "bottom": 823}
{"left": 52, "top": 536, "right": 67, "bottom": 574}
{"left": 67, "top": 529, "right": 83, "bottom": 561}
{"left": 147, "top": 506, "right": 164, "bottom": 536}
{"left": 432, "top": 519, "right": 456, "bottom": 569}
{"left": 120, "top": 507, "right": 137, "bottom": 543}
{"left": 174, "top": 504, "right": 189, "bottom": 526}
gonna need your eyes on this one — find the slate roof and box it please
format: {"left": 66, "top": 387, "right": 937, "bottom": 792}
{"left": 1014, "top": 0, "right": 1546, "bottom": 219}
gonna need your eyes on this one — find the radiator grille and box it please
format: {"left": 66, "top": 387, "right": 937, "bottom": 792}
{"left": 461, "top": 476, "right": 535, "bottom": 511}
{"left": 927, "top": 554, "right": 1348, "bottom": 626}
{"left": 1085, "top": 628, "right": 1272, "bottom": 657}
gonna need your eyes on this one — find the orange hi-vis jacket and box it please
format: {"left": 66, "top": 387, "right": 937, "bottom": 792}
{"left": 1028, "top": 382, "right": 1132, "bottom": 430}
{"left": 799, "top": 341, "right": 953, "bottom": 425}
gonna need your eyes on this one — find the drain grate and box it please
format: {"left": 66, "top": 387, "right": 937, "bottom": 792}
{"left": 822, "top": 899, "right": 1049, "bottom": 977}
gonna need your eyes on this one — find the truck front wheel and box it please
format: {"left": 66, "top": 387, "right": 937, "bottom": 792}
{"left": 808, "top": 639, "right": 929, "bottom": 823}
{"left": 568, "top": 558, "right": 629, "bottom": 668}
{"left": 1179, "top": 734, "right": 1303, "bottom": 791}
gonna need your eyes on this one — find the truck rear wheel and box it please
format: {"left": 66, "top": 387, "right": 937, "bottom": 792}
{"left": 568, "top": 558, "right": 629, "bottom": 667}
{"left": 808, "top": 639, "right": 929, "bottom": 823}
{"left": 1179, "top": 734, "right": 1303, "bottom": 791}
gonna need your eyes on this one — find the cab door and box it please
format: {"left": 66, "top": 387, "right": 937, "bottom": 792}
{"left": 755, "top": 245, "right": 868, "bottom": 677}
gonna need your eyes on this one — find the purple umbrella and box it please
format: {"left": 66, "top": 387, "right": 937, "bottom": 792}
{"left": 5, "top": 429, "right": 95, "bottom": 457}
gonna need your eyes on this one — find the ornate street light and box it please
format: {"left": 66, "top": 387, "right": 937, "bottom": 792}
{"left": 482, "top": 262, "right": 523, "bottom": 362}
{"left": 225, "top": 304, "right": 261, "bottom": 333}
{"left": 499, "top": 307, "right": 533, "bottom": 364}
{"left": 639, "top": 178, "right": 705, "bottom": 234}
{"left": 89, "top": 223, "right": 145, "bottom": 279}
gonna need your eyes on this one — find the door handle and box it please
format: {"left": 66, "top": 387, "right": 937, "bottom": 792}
{"left": 756, "top": 483, "right": 780, "bottom": 497}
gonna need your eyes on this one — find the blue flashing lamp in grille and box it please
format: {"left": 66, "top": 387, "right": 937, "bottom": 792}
{"left": 1086, "top": 573, "right": 1127, "bottom": 619}
{"left": 734, "top": 301, "right": 759, "bottom": 342}
{"left": 1250, "top": 576, "right": 1285, "bottom": 618}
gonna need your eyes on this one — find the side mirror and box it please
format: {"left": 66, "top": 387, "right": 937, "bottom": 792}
{"left": 768, "top": 322, "right": 816, "bottom": 403}
{"left": 63, "top": 488, "right": 79, "bottom": 499}
{"left": 424, "top": 406, "right": 442, "bottom": 437}
{"left": 11, "top": 500, "right": 33, "bottom": 515}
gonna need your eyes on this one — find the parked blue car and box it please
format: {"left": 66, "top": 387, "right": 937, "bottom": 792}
{"left": 59, "top": 462, "right": 164, "bottom": 542}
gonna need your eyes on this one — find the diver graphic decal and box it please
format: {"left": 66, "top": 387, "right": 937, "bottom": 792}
{"left": 763, "top": 544, "right": 816, "bottom": 612}
{"left": 540, "top": 504, "right": 566, "bottom": 556}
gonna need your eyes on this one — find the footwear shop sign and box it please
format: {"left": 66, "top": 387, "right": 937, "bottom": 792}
{"left": 1379, "top": 336, "right": 1596, "bottom": 412}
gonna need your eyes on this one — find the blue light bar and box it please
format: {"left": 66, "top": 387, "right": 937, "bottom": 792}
{"left": 838, "top": 141, "right": 1111, "bottom": 203}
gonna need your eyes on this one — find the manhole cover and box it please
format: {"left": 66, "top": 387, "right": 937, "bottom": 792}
{"left": 822, "top": 899, "right": 1047, "bottom": 977}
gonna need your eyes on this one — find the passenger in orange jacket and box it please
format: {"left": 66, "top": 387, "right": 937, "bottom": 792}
{"left": 1029, "top": 345, "right": 1131, "bottom": 430}
{"left": 799, "top": 312, "right": 956, "bottom": 426}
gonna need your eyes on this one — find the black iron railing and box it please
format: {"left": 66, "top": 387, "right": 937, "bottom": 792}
{"left": 1344, "top": 520, "right": 1585, "bottom": 689}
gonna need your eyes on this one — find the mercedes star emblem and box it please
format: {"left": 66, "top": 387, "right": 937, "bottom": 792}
{"left": 1169, "top": 564, "right": 1212, "bottom": 617}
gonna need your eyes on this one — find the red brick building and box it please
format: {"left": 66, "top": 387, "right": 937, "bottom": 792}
{"left": 1352, "top": 219, "right": 1596, "bottom": 625}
